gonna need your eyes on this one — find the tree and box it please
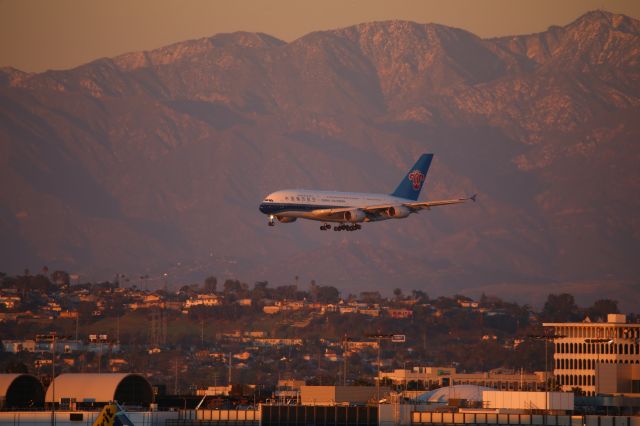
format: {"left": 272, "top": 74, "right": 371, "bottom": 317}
{"left": 204, "top": 276, "right": 217, "bottom": 293}
{"left": 275, "top": 285, "right": 298, "bottom": 300}
{"left": 542, "top": 293, "right": 580, "bottom": 322}
{"left": 393, "top": 288, "right": 403, "bottom": 301}
{"left": 252, "top": 281, "right": 270, "bottom": 301}
{"left": 316, "top": 286, "right": 340, "bottom": 304}
{"left": 585, "top": 299, "right": 619, "bottom": 322}
{"left": 223, "top": 279, "right": 243, "bottom": 294}
{"left": 359, "top": 292, "right": 382, "bottom": 304}
{"left": 51, "top": 270, "right": 70, "bottom": 286}
{"left": 570, "top": 387, "right": 585, "bottom": 396}
{"left": 411, "top": 290, "right": 428, "bottom": 303}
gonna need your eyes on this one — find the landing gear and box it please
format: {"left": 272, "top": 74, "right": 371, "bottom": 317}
{"left": 333, "top": 224, "right": 362, "bottom": 232}
{"left": 268, "top": 215, "right": 275, "bottom": 227}
{"left": 320, "top": 224, "right": 332, "bottom": 231}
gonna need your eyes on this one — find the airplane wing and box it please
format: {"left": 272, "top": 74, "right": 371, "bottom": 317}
{"left": 401, "top": 193, "right": 477, "bottom": 211}
{"left": 309, "top": 194, "right": 476, "bottom": 220}
{"left": 361, "top": 194, "right": 477, "bottom": 213}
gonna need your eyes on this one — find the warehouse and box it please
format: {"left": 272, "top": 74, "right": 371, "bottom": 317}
{"left": 0, "top": 374, "right": 45, "bottom": 409}
{"left": 45, "top": 373, "right": 153, "bottom": 407}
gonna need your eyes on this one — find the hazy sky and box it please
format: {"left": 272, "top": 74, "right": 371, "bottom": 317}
{"left": 1, "top": 0, "right": 639, "bottom": 72}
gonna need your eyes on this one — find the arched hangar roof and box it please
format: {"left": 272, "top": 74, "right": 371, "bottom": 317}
{"left": 0, "top": 374, "right": 45, "bottom": 408}
{"left": 45, "top": 373, "right": 152, "bottom": 406}
{"left": 416, "top": 385, "right": 494, "bottom": 403}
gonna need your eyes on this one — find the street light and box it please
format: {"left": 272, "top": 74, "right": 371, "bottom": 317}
{"left": 528, "top": 334, "right": 566, "bottom": 390}
{"left": 528, "top": 333, "right": 565, "bottom": 412}
{"left": 366, "top": 333, "right": 406, "bottom": 402}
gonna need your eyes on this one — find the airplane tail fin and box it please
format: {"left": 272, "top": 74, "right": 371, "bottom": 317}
{"left": 391, "top": 153, "right": 433, "bottom": 201}
{"left": 93, "top": 404, "right": 117, "bottom": 426}
{"left": 92, "top": 402, "right": 134, "bottom": 426}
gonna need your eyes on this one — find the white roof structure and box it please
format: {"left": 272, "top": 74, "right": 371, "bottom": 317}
{"left": 0, "top": 374, "right": 45, "bottom": 408}
{"left": 416, "top": 385, "right": 494, "bottom": 403}
{"left": 45, "top": 373, "right": 152, "bottom": 406}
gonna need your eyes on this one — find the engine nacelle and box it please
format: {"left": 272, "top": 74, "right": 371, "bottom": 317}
{"left": 276, "top": 216, "right": 297, "bottom": 223}
{"left": 343, "top": 209, "right": 366, "bottom": 223}
{"left": 385, "top": 205, "right": 411, "bottom": 219}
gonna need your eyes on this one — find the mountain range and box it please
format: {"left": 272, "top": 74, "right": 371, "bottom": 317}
{"left": 1, "top": 10, "right": 639, "bottom": 309}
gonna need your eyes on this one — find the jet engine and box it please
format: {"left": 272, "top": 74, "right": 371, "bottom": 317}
{"left": 276, "top": 216, "right": 297, "bottom": 223}
{"left": 385, "top": 206, "right": 411, "bottom": 219}
{"left": 343, "top": 209, "right": 366, "bottom": 223}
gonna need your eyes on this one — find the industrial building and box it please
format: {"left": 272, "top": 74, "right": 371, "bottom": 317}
{"left": 45, "top": 373, "right": 153, "bottom": 408}
{"left": 0, "top": 374, "right": 45, "bottom": 409}
{"left": 300, "top": 385, "right": 390, "bottom": 405}
{"left": 1, "top": 383, "right": 640, "bottom": 426}
{"left": 544, "top": 314, "right": 640, "bottom": 396}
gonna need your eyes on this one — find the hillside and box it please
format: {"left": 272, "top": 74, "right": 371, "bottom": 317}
{"left": 1, "top": 10, "right": 639, "bottom": 308}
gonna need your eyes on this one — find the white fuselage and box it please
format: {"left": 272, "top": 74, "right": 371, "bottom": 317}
{"left": 259, "top": 189, "right": 410, "bottom": 223}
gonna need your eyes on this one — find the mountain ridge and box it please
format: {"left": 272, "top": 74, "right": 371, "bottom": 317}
{"left": 1, "top": 10, "right": 639, "bottom": 309}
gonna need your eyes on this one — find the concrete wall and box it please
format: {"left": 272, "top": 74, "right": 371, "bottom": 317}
{"left": 483, "top": 391, "right": 574, "bottom": 411}
{"left": 599, "top": 364, "right": 640, "bottom": 394}
{"left": 412, "top": 412, "right": 640, "bottom": 426}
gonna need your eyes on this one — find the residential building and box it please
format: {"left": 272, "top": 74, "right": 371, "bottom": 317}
{"left": 387, "top": 308, "right": 413, "bottom": 319}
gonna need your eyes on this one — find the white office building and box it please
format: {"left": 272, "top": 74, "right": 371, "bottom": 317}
{"left": 543, "top": 314, "right": 640, "bottom": 396}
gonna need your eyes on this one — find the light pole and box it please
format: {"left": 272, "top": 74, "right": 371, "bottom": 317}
{"left": 342, "top": 335, "right": 352, "bottom": 386}
{"left": 366, "top": 333, "right": 406, "bottom": 402}
{"left": 528, "top": 333, "right": 565, "bottom": 412}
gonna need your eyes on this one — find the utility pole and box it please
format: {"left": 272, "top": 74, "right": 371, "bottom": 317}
{"left": 377, "top": 338, "right": 381, "bottom": 400}
{"left": 51, "top": 333, "right": 56, "bottom": 426}
{"left": 174, "top": 358, "right": 179, "bottom": 394}
{"left": 228, "top": 352, "right": 233, "bottom": 386}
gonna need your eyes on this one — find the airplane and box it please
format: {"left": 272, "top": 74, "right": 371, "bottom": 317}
{"left": 259, "top": 153, "right": 476, "bottom": 231}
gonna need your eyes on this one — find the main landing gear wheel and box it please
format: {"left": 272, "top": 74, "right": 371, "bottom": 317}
{"left": 320, "top": 224, "right": 332, "bottom": 231}
{"left": 333, "top": 224, "right": 362, "bottom": 232}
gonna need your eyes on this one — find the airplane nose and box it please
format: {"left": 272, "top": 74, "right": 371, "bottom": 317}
{"left": 259, "top": 203, "right": 267, "bottom": 213}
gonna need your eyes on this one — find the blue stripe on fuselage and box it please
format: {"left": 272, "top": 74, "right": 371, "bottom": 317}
{"left": 259, "top": 203, "right": 343, "bottom": 215}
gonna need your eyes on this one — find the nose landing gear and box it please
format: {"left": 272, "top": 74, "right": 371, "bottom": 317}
{"left": 268, "top": 215, "right": 275, "bottom": 227}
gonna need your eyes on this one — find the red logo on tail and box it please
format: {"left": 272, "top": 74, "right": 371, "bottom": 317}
{"left": 408, "top": 170, "right": 425, "bottom": 190}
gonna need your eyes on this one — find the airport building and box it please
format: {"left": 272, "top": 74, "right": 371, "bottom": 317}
{"left": 0, "top": 374, "right": 45, "bottom": 409}
{"left": 45, "top": 373, "right": 153, "bottom": 408}
{"left": 544, "top": 314, "right": 640, "bottom": 396}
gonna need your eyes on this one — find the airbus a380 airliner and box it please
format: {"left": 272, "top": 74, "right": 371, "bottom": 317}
{"left": 259, "top": 154, "right": 476, "bottom": 232}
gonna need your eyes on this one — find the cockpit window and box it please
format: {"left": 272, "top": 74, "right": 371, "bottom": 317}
{"left": 263, "top": 198, "right": 274, "bottom": 202}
